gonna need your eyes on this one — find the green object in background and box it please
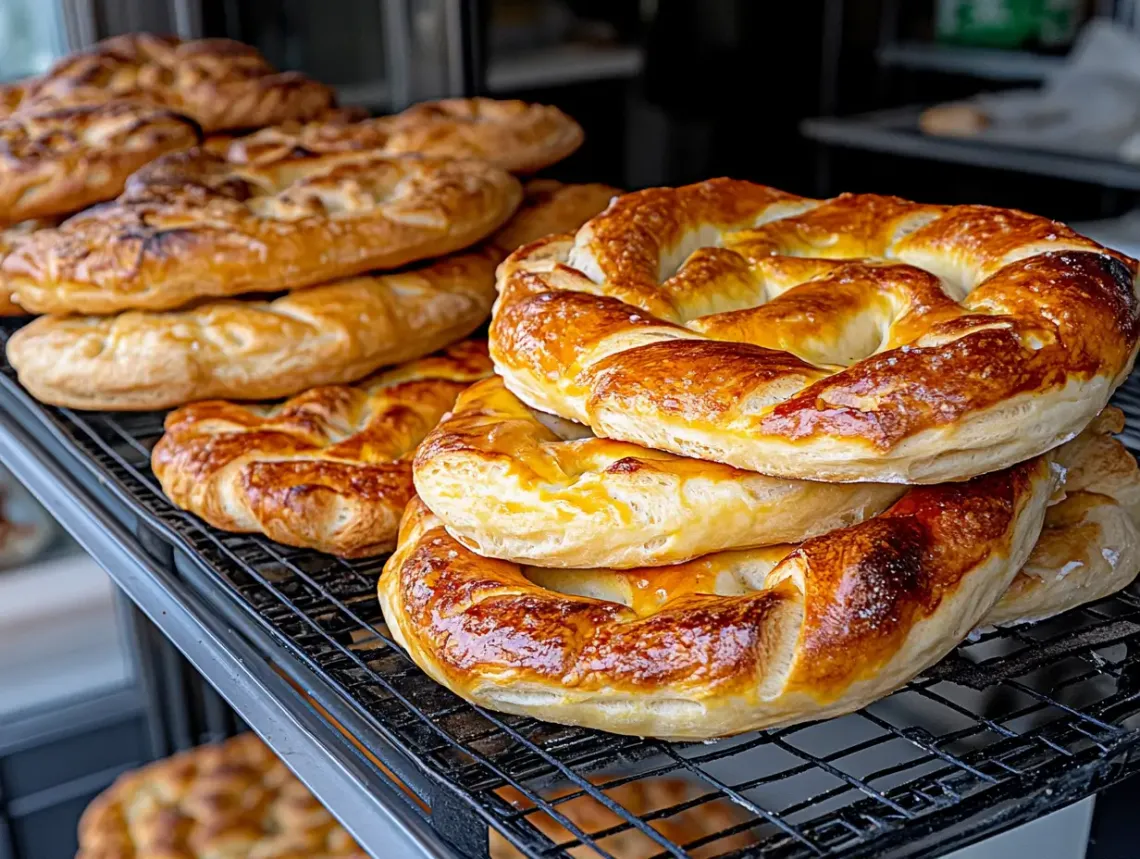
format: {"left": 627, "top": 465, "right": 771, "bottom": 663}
{"left": 936, "top": 0, "right": 1080, "bottom": 48}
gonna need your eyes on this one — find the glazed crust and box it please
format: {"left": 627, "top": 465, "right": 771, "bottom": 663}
{"left": 227, "top": 97, "right": 583, "bottom": 174}
{"left": 381, "top": 452, "right": 1056, "bottom": 739}
{"left": 0, "top": 216, "right": 63, "bottom": 315}
{"left": 491, "top": 179, "right": 1140, "bottom": 483}
{"left": 151, "top": 341, "right": 491, "bottom": 557}
{"left": 7, "top": 181, "right": 617, "bottom": 409}
{"left": 21, "top": 33, "right": 335, "bottom": 132}
{"left": 76, "top": 733, "right": 367, "bottom": 858}
{"left": 0, "top": 102, "right": 200, "bottom": 225}
{"left": 414, "top": 375, "right": 903, "bottom": 568}
{"left": 5, "top": 146, "right": 522, "bottom": 315}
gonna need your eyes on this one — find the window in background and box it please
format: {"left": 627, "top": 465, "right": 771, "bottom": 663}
{"left": 0, "top": 0, "right": 67, "bottom": 79}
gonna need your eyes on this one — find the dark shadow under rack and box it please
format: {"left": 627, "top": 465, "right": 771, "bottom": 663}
{"left": 3, "top": 318, "right": 1140, "bottom": 858}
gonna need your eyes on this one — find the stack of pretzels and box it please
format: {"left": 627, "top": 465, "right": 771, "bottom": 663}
{"left": 379, "top": 179, "right": 1140, "bottom": 740}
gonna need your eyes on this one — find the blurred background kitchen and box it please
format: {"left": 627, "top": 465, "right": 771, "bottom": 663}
{"left": 4, "top": 0, "right": 1140, "bottom": 856}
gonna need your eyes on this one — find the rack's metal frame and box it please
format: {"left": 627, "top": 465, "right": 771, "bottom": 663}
{"left": 0, "top": 398, "right": 462, "bottom": 858}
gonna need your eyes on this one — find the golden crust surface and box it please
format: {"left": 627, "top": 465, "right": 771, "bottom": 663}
{"left": 0, "top": 216, "right": 62, "bottom": 315}
{"left": 0, "top": 101, "right": 200, "bottom": 225}
{"left": 227, "top": 97, "right": 583, "bottom": 174}
{"left": 387, "top": 416, "right": 1138, "bottom": 739}
{"left": 5, "top": 146, "right": 523, "bottom": 315}
{"left": 151, "top": 341, "right": 491, "bottom": 557}
{"left": 76, "top": 733, "right": 367, "bottom": 858}
{"left": 20, "top": 33, "right": 335, "bottom": 132}
{"left": 381, "top": 452, "right": 1056, "bottom": 739}
{"left": 491, "top": 179, "right": 1140, "bottom": 483}
{"left": 6, "top": 181, "right": 617, "bottom": 409}
{"left": 414, "top": 374, "right": 904, "bottom": 568}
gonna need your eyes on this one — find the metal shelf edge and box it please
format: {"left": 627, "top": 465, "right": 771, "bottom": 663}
{"left": 0, "top": 409, "right": 462, "bottom": 859}
{"left": 877, "top": 42, "right": 1065, "bottom": 81}
{"left": 801, "top": 109, "right": 1140, "bottom": 189}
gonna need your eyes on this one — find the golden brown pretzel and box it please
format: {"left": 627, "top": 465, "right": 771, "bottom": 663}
{"left": 5, "top": 146, "right": 522, "bottom": 315}
{"left": 381, "top": 452, "right": 1058, "bottom": 739}
{"left": 0, "top": 101, "right": 200, "bottom": 225}
{"left": 226, "top": 97, "right": 583, "bottom": 174}
{"left": 25, "top": 33, "right": 335, "bottom": 132}
{"left": 414, "top": 375, "right": 903, "bottom": 568}
{"left": 152, "top": 341, "right": 491, "bottom": 557}
{"left": 7, "top": 181, "right": 618, "bottom": 410}
{"left": 491, "top": 179, "right": 1140, "bottom": 483}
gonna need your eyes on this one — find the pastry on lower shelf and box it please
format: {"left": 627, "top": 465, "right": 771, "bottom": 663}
{"left": 6, "top": 181, "right": 618, "bottom": 410}
{"left": 151, "top": 341, "right": 492, "bottom": 558}
{"left": 4, "top": 144, "right": 522, "bottom": 315}
{"left": 77, "top": 732, "right": 753, "bottom": 858}
{"left": 491, "top": 177, "right": 1139, "bottom": 484}
{"left": 380, "top": 414, "right": 1140, "bottom": 740}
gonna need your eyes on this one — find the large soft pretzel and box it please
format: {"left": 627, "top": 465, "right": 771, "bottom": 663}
{"left": 491, "top": 179, "right": 1140, "bottom": 483}
{"left": 414, "top": 375, "right": 903, "bottom": 568}
{"left": 7, "top": 182, "right": 617, "bottom": 409}
{"left": 22, "top": 34, "right": 335, "bottom": 132}
{"left": 0, "top": 101, "right": 199, "bottom": 225}
{"left": 152, "top": 341, "right": 491, "bottom": 557}
{"left": 385, "top": 415, "right": 1139, "bottom": 740}
{"left": 227, "top": 98, "right": 583, "bottom": 175}
{"left": 5, "top": 146, "right": 522, "bottom": 315}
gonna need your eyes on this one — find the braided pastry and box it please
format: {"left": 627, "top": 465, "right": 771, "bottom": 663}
{"left": 7, "top": 181, "right": 617, "bottom": 409}
{"left": 226, "top": 97, "right": 582, "bottom": 174}
{"left": 382, "top": 451, "right": 1066, "bottom": 739}
{"left": 77, "top": 733, "right": 366, "bottom": 858}
{"left": 22, "top": 33, "right": 335, "bottom": 132}
{"left": 414, "top": 375, "right": 903, "bottom": 568}
{"left": 5, "top": 146, "right": 522, "bottom": 315}
{"left": 0, "top": 101, "right": 199, "bottom": 226}
{"left": 491, "top": 179, "right": 1140, "bottom": 483}
{"left": 152, "top": 341, "right": 491, "bottom": 557}
{"left": 0, "top": 216, "right": 63, "bottom": 315}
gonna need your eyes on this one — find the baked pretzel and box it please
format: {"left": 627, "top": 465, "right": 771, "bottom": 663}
{"left": 986, "top": 408, "right": 1140, "bottom": 625}
{"left": 414, "top": 375, "right": 903, "bottom": 568}
{"left": 152, "top": 341, "right": 491, "bottom": 557}
{"left": 77, "top": 733, "right": 366, "bottom": 858}
{"left": 382, "top": 453, "right": 1059, "bottom": 739}
{"left": 491, "top": 179, "right": 1140, "bottom": 483}
{"left": 7, "top": 181, "right": 618, "bottom": 409}
{"left": 24, "top": 33, "right": 335, "bottom": 132}
{"left": 226, "top": 97, "right": 583, "bottom": 174}
{"left": 5, "top": 146, "right": 522, "bottom": 315}
{"left": 0, "top": 101, "right": 199, "bottom": 226}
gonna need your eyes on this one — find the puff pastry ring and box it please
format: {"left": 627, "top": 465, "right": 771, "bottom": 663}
{"left": 413, "top": 375, "right": 903, "bottom": 568}
{"left": 491, "top": 179, "right": 1140, "bottom": 483}
{"left": 382, "top": 451, "right": 1056, "bottom": 740}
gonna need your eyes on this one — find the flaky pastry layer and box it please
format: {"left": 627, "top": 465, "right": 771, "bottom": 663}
{"left": 7, "top": 181, "right": 617, "bottom": 409}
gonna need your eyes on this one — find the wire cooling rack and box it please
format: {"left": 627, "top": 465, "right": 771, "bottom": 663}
{"left": 4, "top": 321, "right": 1140, "bottom": 858}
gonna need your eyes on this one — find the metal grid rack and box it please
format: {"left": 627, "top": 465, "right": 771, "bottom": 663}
{"left": 4, "top": 320, "right": 1140, "bottom": 858}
